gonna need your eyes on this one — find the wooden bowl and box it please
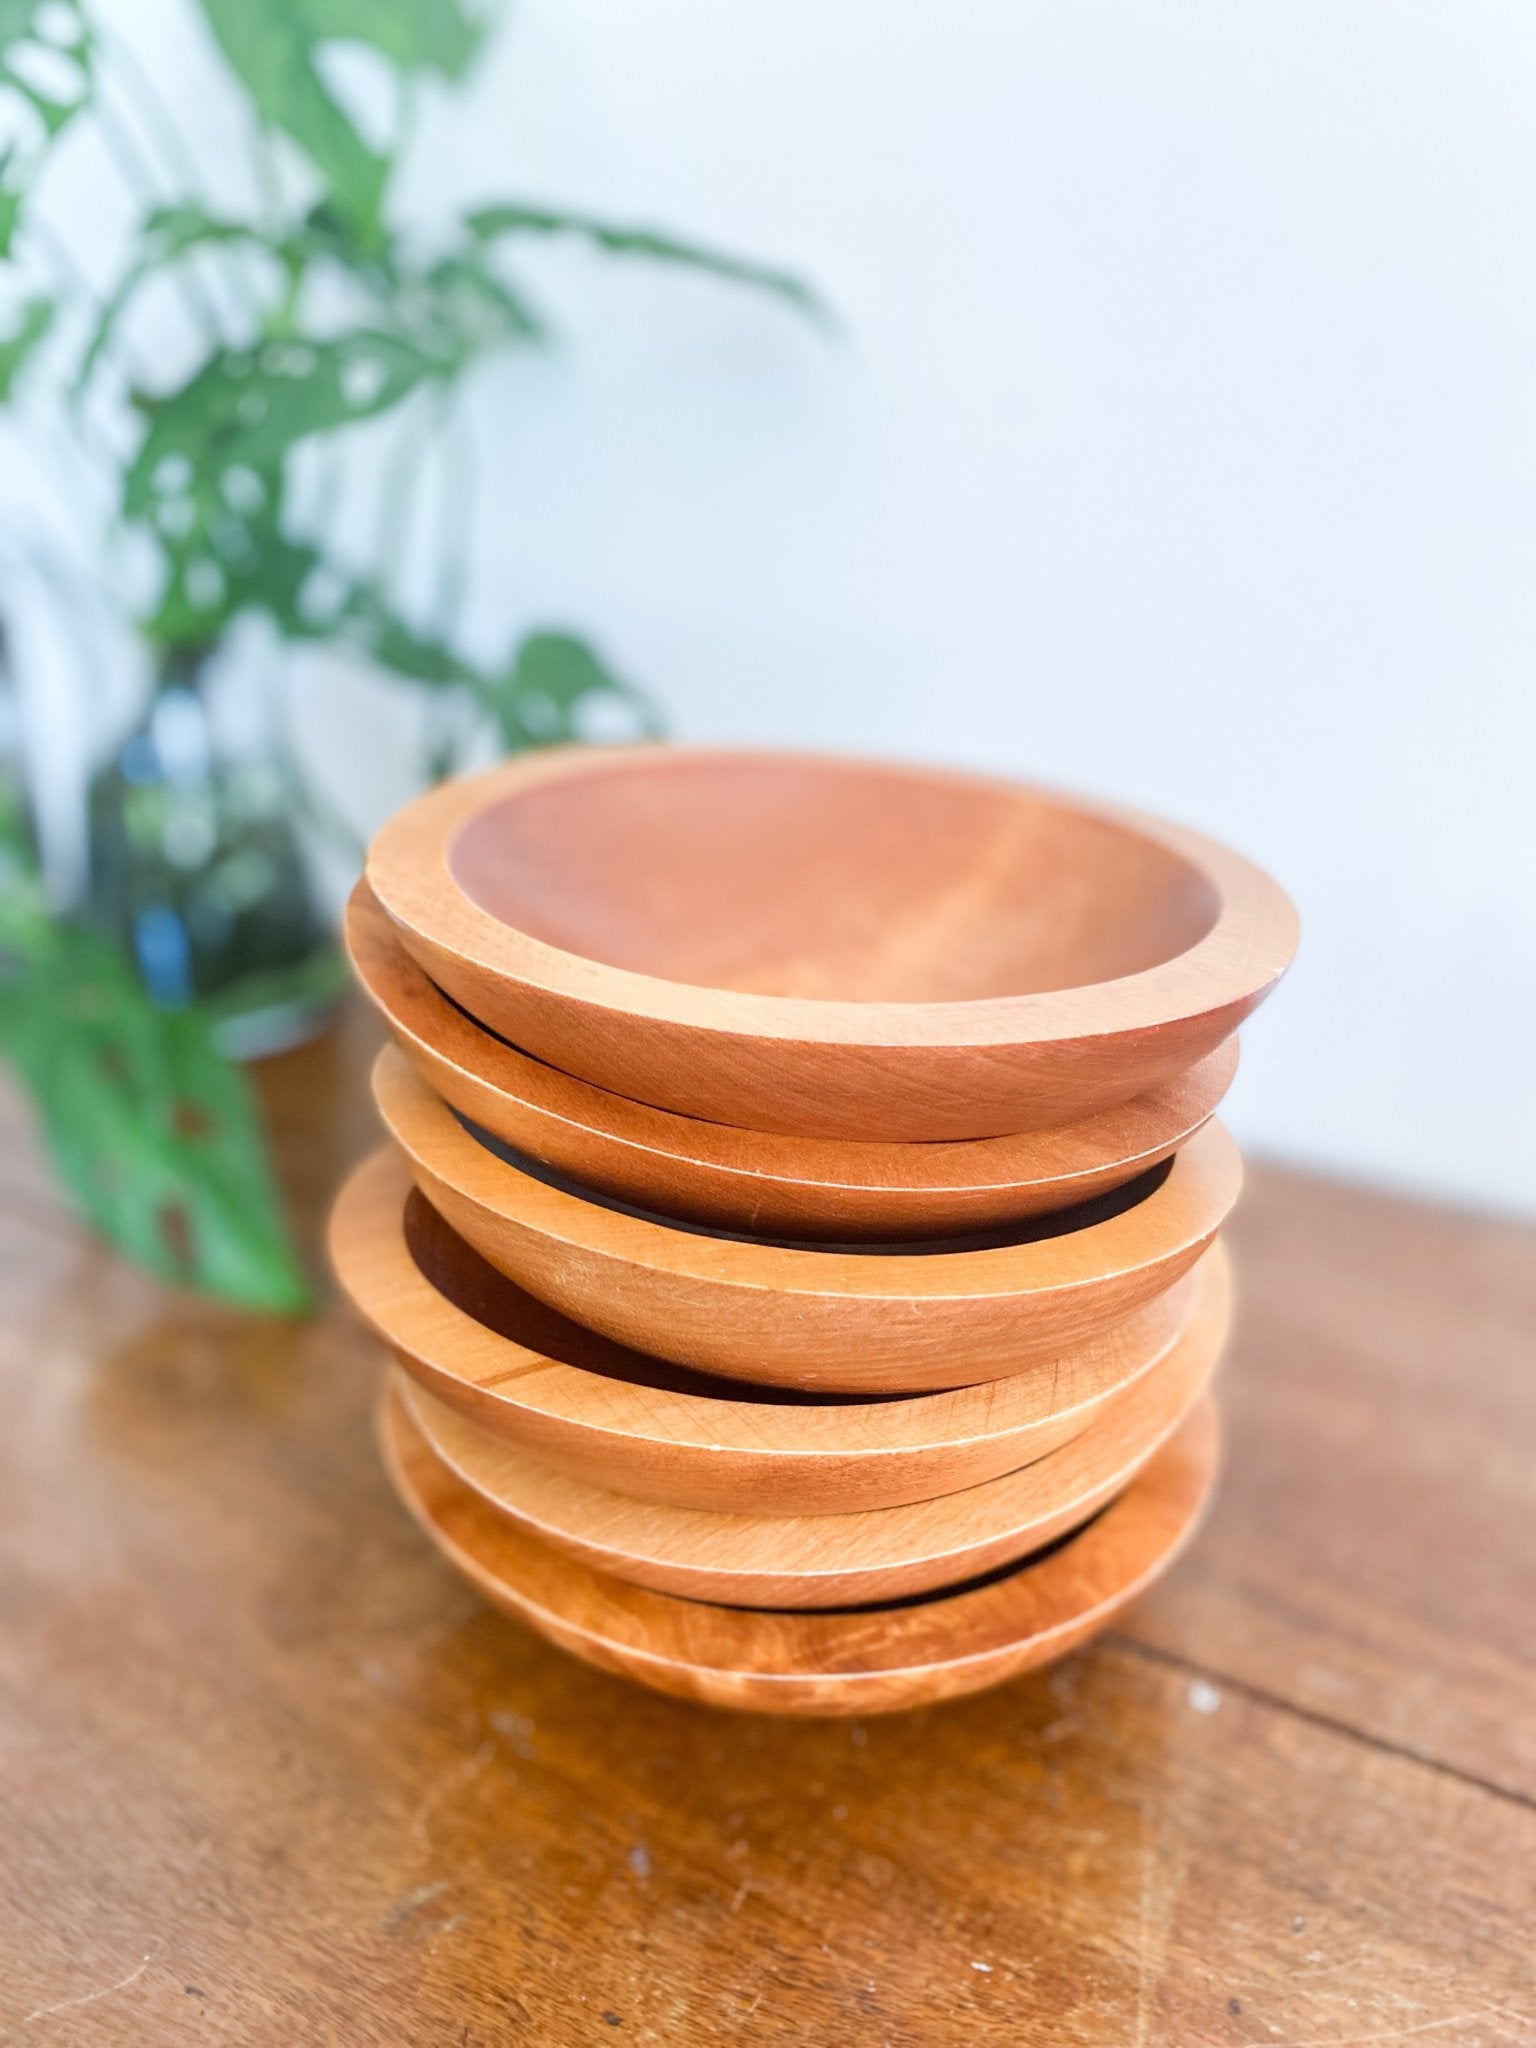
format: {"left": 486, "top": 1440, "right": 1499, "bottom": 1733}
{"left": 380, "top": 1378, "right": 1220, "bottom": 1714}
{"left": 393, "top": 1250, "right": 1222, "bottom": 1605}
{"left": 372, "top": 1046, "right": 1242, "bottom": 1393}
{"left": 366, "top": 746, "right": 1296, "bottom": 1141}
{"left": 347, "top": 880, "right": 1239, "bottom": 1240}
{"left": 330, "top": 1149, "right": 1227, "bottom": 1514}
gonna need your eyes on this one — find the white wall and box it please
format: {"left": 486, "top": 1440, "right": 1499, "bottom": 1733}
{"left": 12, "top": 1, "right": 1536, "bottom": 1214}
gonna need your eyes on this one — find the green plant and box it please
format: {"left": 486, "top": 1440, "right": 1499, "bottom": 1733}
{"left": 0, "top": 0, "right": 817, "bottom": 1308}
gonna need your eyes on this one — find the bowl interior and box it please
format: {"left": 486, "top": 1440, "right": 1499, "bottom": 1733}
{"left": 448, "top": 754, "right": 1221, "bottom": 1002}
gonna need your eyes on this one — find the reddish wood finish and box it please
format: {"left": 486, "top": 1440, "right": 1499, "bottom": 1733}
{"left": 372, "top": 1046, "right": 1242, "bottom": 1392}
{"left": 366, "top": 747, "right": 1296, "bottom": 1141}
{"left": 348, "top": 880, "right": 1239, "bottom": 1240}
{"left": 394, "top": 1253, "right": 1223, "bottom": 1606}
{"left": 1, "top": 1016, "right": 1532, "bottom": 2044}
{"left": 331, "top": 1149, "right": 1227, "bottom": 1513}
{"left": 381, "top": 1378, "right": 1221, "bottom": 1714}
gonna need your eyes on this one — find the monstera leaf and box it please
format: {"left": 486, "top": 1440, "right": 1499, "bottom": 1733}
{"left": 0, "top": 789, "right": 308, "bottom": 1311}
{"left": 0, "top": 923, "right": 312, "bottom": 1311}
{"left": 73, "top": 203, "right": 297, "bottom": 399}
{"left": 127, "top": 330, "right": 451, "bottom": 513}
{"left": 0, "top": 0, "right": 828, "bottom": 1319}
{"left": 193, "top": 0, "right": 482, "bottom": 234}
{"left": 483, "top": 630, "right": 659, "bottom": 750}
{"left": 0, "top": 0, "right": 92, "bottom": 138}
{"left": 0, "top": 0, "right": 92, "bottom": 254}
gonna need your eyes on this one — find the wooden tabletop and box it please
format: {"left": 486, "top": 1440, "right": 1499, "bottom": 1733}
{"left": 0, "top": 1012, "right": 1532, "bottom": 2045}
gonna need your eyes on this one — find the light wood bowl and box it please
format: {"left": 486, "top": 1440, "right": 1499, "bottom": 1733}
{"left": 366, "top": 746, "right": 1296, "bottom": 1142}
{"left": 330, "top": 1149, "right": 1226, "bottom": 1514}
{"left": 348, "top": 880, "right": 1239, "bottom": 1240}
{"left": 393, "top": 1252, "right": 1222, "bottom": 1605}
{"left": 372, "top": 1046, "right": 1242, "bottom": 1393}
{"left": 380, "top": 1379, "right": 1220, "bottom": 1714}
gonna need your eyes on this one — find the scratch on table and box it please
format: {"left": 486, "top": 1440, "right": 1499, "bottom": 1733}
{"left": 410, "top": 1738, "right": 497, "bottom": 1845}
{"left": 1270, "top": 2014, "right": 1526, "bottom": 2048}
{"left": 381, "top": 1879, "right": 450, "bottom": 1931}
{"left": 26, "top": 1942, "right": 163, "bottom": 2024}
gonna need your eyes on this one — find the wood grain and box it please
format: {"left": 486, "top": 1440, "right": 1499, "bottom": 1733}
{"left": 373, "top": 1047, "right": 1242, "bottom": 1391}
{"left": 347, "top": 879, "right": 1240, "bottom": 1239}
{"left": 381, "top": 1377, "right": 1221, "bottom": 1712}
{"left": 366, "top": 746, "right": 1297, "bottom": 1140}
{"left": 0, "top": 1019, "right": 1531, "bottom": 2046}
{"left": 331, "top": 1147, "right": 1225, "bottom": 1513}
{"left": 1125, "top": 1162, "right": 1536, "bottom": 1801}
{"left": 395, "top": 1250, "right": 1224, "bottom": 1606}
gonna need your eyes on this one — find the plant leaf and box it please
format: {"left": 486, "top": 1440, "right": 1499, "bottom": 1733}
{"left": 126, "top": 330, "right": 448, "bottom": 517}
{"left": 466, "top": 203, "right": 826, "bottom": 322}
{"left": 410, "top": 249, "right": 547, "bottom": 353}
{"left": 0, "top": 2, "right": 92, "bottom": 252}
{"left": 288, "top": 0, "right": 481, "bottom": 79}
{"left": 191, "top": 0, "right": 484, "bottom": 234}
{"left": 0, "top": 162, "right": 20, "bottom": 260}
{"left": 193, "top": 0, "right": 388, "bottom": 234}
{"left": 478, "top": 630, "right": 660, "bottom": 749}
{"left": 0, "top": 0, "right": 92, "bottom": 134}
{"left": 73, "top": 203, "right": 276, "bottom": 399}
{"left": 0, "top": 292, "right": 54, "bottom": 399}
{"left": 0, "top": 765, "right": 48, "bottom": 958}
{"left": 123, "top": 316, "right": 518, "bottom": 650}
{"left": 0, "top": 924, "right": 312, "bottom": 1311}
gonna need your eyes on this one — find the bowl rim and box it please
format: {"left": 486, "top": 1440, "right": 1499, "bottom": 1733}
{"left": 366, "top": 745, "right": 1299, "bottom": 1051}
{"left": 379, "top": 1379, "right": 1220, "bottom": 1687}
{"left": 330, "top": 1146, "right": 1224, "bottom": 1464}
{"left": 372, "top": 1044, "right": 1242, "bottom": 1301}
{"left": 392, "top": 1261, "right": 1219, "bottom": 1598}
{"left": 347, "top": 878, "right": 1241, "bottom": 1208}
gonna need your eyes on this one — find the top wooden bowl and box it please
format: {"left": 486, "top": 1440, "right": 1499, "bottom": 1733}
{"left": 347, "top": 880, "right": 1238, "bottom": 1240}
{"left": 366, "top": 745, "right": 1296, "bottom": 1141}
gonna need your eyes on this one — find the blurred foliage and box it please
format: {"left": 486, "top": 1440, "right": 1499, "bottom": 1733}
{"left": 4, "top": 0, "right": 816, "bottom": 749}
{"left": 0, "top": 768, "right": 311, "bottom": 1307}
{"left": 0, "top": 0, "right": 819, "bottom": 1306}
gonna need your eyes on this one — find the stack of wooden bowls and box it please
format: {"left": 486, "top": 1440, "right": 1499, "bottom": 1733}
{"left": 332, "top": 746, "right": 1296, "bottom": 1715}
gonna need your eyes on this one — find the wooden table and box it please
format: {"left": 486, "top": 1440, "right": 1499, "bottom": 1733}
{"left": 1, "top": 1016, "right": 1532, "bottom": 2045}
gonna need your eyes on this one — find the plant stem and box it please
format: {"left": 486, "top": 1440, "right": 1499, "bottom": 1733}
{"left": 273, "top": 693, "right": 367, "bottom": 862}
{"left": 420, "top": 686, "right": 465, "bottom": 784}
{"left": 310, "top": 440, "right": 346, "bottom": 542}
{"left": 90, "top": 89, "right": 226, "bottom": 350}
{"left": 373, "top": 387, "right": 435, "bottom": 597}
{"left": 395, "top": 74, "right": 419, "bottom": 166}
{"left": 245, "top": 121, "right": 286, "bottom": 231}
{"left": 98, "top": 25, "right": 264, "bottom": 334}
{"left": 431, "top": 383, "right": 474, "bottom": 640}
{"left": 18, "top": 216, "right": 141, "bottom": 482}
{"left": 98, "top": 25, "right": 204, "bottom": 196}
{"left": 24, "top": 212, "right": 149, "bottom": 387}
